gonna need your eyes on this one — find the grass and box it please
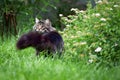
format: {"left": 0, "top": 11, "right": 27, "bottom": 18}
{"left": 0, "top": 37, "right": 120, "bottom": 80}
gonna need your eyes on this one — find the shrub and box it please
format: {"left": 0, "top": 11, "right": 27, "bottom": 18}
{"left": 60, "top": 0, "right": 120, "bottom": 67}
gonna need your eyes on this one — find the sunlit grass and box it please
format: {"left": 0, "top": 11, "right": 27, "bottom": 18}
{"left": 0, "top": 38, "right": 120, "bottom": 80}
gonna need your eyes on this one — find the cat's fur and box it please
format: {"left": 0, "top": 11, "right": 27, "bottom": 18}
{"left": 16, "top": 31, "right": 64, "bottom": 56}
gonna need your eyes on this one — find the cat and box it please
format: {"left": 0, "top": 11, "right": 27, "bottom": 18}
{"left": 16, "top": 31, "right": 64, "bottom": 56}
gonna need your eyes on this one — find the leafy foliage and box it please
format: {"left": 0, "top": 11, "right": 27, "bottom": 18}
{"left": 61, "top": 0, "right": 120, "bottom": 67}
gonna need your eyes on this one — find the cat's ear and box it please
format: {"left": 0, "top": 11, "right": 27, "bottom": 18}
{"left": 35, "top": 18, "right": 39, "bottom": 23}
{"left": 45, "top": 19, "right": 51, "bottom": 26}
{"left": 45, "top": 19, "right": 56, "bottom": 31}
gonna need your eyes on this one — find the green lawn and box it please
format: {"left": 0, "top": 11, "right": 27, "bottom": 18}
{"left": 0, "top": 38, "right": 120, "bottom": 80}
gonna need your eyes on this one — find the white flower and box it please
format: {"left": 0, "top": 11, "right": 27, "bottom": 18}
{"left": 79, "top": 10, "right": 84, "bottom": 13}
{"left": 95, "top": 13, "right": 100, "bottom": 17}
{"left": 100, "top": 18, "right": 106, "bottom": 21}
{"left": 66, "top": 24, "right": 70, "bottom": 27}
{"left": 114, "top": 5, "right": 118, "bottom": 7}
{"left": 95, "top": 47, "right": 102, "bottom": 52}
{"left": 80, "top": 42, "right": 87, "bottom": 45}
{"left": 110, "top": 8, "right": 113, "bottom": 10}
{"left": 114, "top": 43, "right": 118, "bottom": 46}
{"left": 71, "top": 8, "right": 78, "bottom": 11}
{"left": 59, "top": 14, "right": 63, "bottom": 17}
{"left": 88, "top": 59, "right": 93, "bottom": 63}
{"left": 96, "top": 0, "right": 102, "bottom": 4}
{"left": 71, "top": 8, "right": 80, "bottom": 14}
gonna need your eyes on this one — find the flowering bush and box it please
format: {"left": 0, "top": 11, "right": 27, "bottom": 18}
{"left": 60, "top": 0, "right": 120, "bottom": 67}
